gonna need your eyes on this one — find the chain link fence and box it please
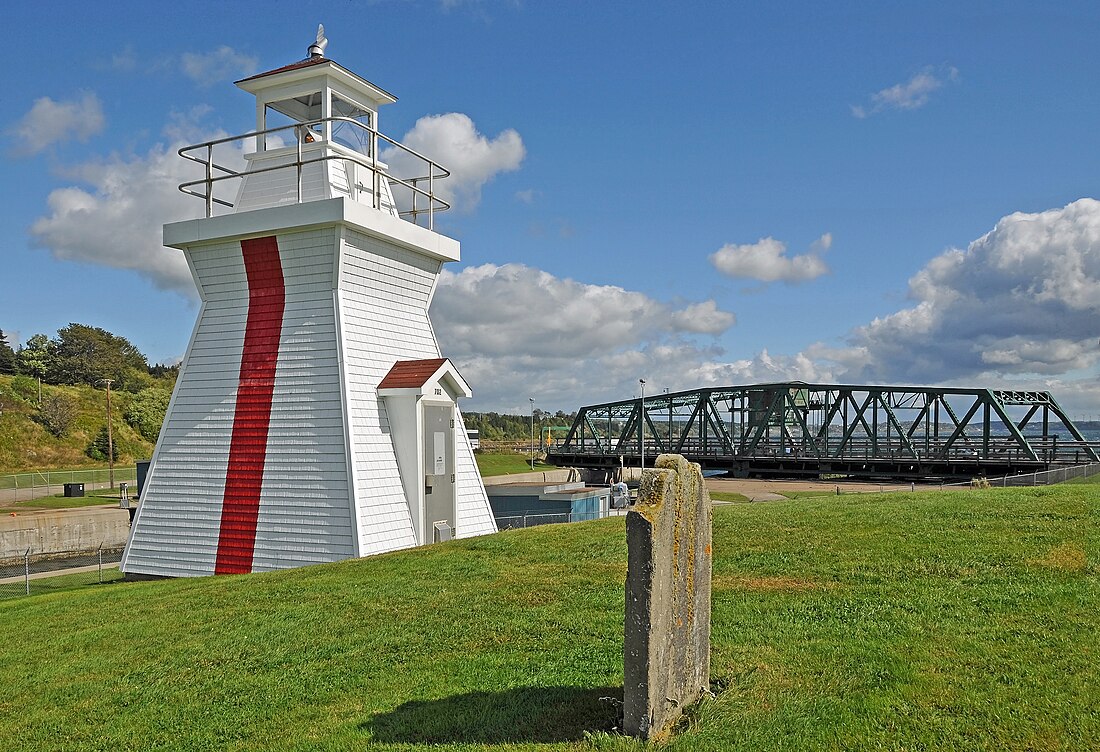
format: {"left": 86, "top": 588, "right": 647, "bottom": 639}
{"left": 931, "top": 462, "right": 1100, "bottom": 489}
{"left": 0, "top": 546, "right": 124, "bottom": 600}
{"left": 0, "top": 467, "right": 137, "bottom": 503}
{"left": 495, "top": 506, "right": 630, "bottom": 531}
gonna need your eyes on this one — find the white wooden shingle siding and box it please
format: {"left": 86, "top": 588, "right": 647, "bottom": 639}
{"left": 339, "top": 229, "right": 432, "bottom": 553}
{"left": 338, "top": 229, "right": 494, "bottom": 542}
{"left": 121, "top": 240, "right": 246, "bottom": 576}
{"left": 453, "top": 407, "right": 497, "bottom": 537}
{"left": 250, "top": 228, "right": 355, "bottom": 571}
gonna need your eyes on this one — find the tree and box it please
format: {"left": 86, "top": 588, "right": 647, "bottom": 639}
{"left": 125, "top": 386, "right": 172, "bottom": 441}
{"left": 86, "top": 426, "right": 119, "bottom": 462}
{"left": 38, "top": 393, "right": 77, "bottom": 438}
{"left": 17, "top": 333, "right": 53, "bottom": 404}
{"left": 49, "top": 323, "right": 149, "bottom": 390}
{"left": 0, "top": 329, "right": 15, "bottom": 375}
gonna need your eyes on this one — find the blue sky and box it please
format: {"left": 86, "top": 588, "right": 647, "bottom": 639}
{"left": 4, "top": 1, "right": 1100, "bottom": 415}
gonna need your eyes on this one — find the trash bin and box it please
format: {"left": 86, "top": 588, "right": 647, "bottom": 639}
{"left": 63, "top": 482, "right": 85, "bottom": 498}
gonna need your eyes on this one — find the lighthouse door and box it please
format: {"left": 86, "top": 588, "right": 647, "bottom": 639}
{"left": 422, "top": 403, "right": 456, "bottom": 542}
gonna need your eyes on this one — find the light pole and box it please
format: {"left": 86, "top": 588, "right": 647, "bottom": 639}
{"left": 665, "top": 387, "right": 671, "bottom": 452}
{"left": 639, "top": 378, "right": 646, "bottom": 473}
{"left": 529, "top": 398, "right": 535, "bottom": 470}
{"left": 97, "top": 378, "right": 115, "bottom": 489}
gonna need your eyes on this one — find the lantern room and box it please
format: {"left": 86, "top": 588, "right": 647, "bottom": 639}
{"left": 235, "top": 27, "right": 396, "bottom": 154}
{"left": 228, "top": 26, "right": 404, "bottom": 216}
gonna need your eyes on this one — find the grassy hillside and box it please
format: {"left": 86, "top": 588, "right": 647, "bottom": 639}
{"left": 1, "top": 486, "right": 1097, "bottom": 751}
{"left": 0, "top": 374, "right": 155, "bottom": 474}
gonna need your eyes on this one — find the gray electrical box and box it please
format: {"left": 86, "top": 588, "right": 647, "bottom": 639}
{"left": 433, "top": 521, "right": 453, "bottom": 543}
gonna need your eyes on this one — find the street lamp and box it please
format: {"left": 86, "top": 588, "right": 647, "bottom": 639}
{"left": 665, "top": 387, "right": 671, "bottom": 452}
{"left": 529, "top": 397, "right": 535, "bottom": 471}
{"left": 97, "top": 378, "right": 115, "bottom": 489}
{"left": 639, "top": 379, "right": 646, "bottom": 472}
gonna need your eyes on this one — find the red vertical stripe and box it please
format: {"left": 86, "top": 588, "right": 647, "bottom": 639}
{"left": 215, "top": 236, "right": 285, "bottom": 574}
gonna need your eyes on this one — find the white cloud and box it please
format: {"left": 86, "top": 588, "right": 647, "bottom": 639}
{"left": 383, "top": 113, "right": 524, "bottom": 212}
{"left": 842, "top": 198, "right": 1100, "bottom": 382}
{"left": 852, "top": 66, "right": 958, "bottom": 118}
{"left": 669, "top": 301, "right": 736, "bottom": 334}
{"left": 10, "top": 93, "right": 106, "bottom": 156}
{"left": 515, "top": 189, "right": 537, "bottom": 204}
{"left": 181, "top": 46, "right": 258, "bottom": 87}
{"left": 430, "top": 263, "right": 735, "bottom": 408}
{"left": 709, "top": 234, "right": 831, "bottom": 283}
{"left": 29, "top": 116, "right": 239, "bottom": 295}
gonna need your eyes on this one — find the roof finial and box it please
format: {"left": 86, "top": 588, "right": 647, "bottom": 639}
{"left": 308, "top": 24, "right": 328, "bottom": 58}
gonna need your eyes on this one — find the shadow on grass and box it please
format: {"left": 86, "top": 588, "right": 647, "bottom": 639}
{"left": 363, "top": 685, "right": 622, "bottom": 744}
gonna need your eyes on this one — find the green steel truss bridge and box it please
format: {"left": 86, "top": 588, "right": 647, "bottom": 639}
{"left": 548, "top": 383, "right": 1099, "bottom": 480}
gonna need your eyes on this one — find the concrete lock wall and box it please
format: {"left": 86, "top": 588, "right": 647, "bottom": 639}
{"left": 1, "top": 508, "right": 132, "bottom": 560}
{"left": 624, "top": 453, "right": 713, "bottom": 740}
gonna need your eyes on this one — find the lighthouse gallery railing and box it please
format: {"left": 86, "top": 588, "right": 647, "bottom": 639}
{"left": 176, "top": 116, "right": 451, "bottom": 229}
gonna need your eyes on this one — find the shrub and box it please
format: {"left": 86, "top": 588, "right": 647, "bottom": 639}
{"left": 10, "top": 375, "right": 39, "bottom": 403}
{"left": 38, "top": 393, "right": 77, "bottom": 438}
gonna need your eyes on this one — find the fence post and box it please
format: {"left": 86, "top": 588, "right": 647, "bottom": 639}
{"left": 98, "top": 545, "right": 103, "bottom": 584}
{"left": 24, "top": 549, "right": 30, "bottom": 596}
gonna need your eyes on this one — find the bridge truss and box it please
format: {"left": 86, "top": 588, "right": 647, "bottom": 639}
{"left": 548, "top": 383, "right": 1099, "bottom": 480}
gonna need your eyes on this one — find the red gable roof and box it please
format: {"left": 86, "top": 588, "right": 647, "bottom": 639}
{"left": 377, "top": 358, "right": 449, "bottom": 390}
{"left": 236, "top": 56, "right": 330, "bottom": 84}
{"left": 235, "top": 56, "right": 398, "bottom": 102}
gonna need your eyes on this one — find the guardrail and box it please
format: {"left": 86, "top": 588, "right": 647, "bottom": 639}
{"left": 177, "top": 116, "right": 451, "bottom": 228}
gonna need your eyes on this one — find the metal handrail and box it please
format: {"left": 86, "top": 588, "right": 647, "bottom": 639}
{"left": 176, "top": 116, "right": 451, "bottom": 229}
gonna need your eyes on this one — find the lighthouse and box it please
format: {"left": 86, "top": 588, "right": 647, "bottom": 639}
{"left": 121, "top": 28, "right": 496, "bottom": 577}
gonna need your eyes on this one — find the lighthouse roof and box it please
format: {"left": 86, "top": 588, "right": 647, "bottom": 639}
{"left": 235, "top": 56, "right": 397, "bottom": 106}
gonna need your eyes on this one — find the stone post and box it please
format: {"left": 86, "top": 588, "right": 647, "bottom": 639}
{"left": 623, "top": 453, "right": 712, "bottom": 740}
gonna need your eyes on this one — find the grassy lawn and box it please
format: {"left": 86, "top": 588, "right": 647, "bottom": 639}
{"left": 710, "top": 491, "right": 749, "bottom": 503}
{"left": 9, "top": 489, "right": 126, "bottom": 511}
{"left": 0, "top": 486, "right": 1097, "bottom": 750}
{"left": 476, "top": 451, "right": 559, "bottom": 477}
{"left": 711, "top": 490, "right": 838, "bottom": 503}
{"left": 10, "top": 497, "right": 115, "bottom": 511}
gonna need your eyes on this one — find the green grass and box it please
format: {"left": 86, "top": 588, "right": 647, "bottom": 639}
{"left": 3, "top": 487, "right": 131, "bottom": 511}
{"left": 782, "top": 489, "right": 844, "bottom": 499}
{"left": 711, "top": 490, "right": 837, "bottom": 503}
{"left": 475, "top": 451, "right": 558, "bottom": 477}
{"left": 10, "top": 497, "right": 113, "bottom": 510}
{"left": 0, "top": 567, "right": 125, "bottom": 600}
{"left": 1063, "top": 471, "right": 1100, "bottom": 485}
{"left": 0, "top": 486, "right": 1097, "bottom": 750}
{"left": 709, "top": 491, "right": 749, "bottom": 503}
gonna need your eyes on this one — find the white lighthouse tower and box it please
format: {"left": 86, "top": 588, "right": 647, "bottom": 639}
{"left": 122, "top": 28, "right": 496, "bottom": 577}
